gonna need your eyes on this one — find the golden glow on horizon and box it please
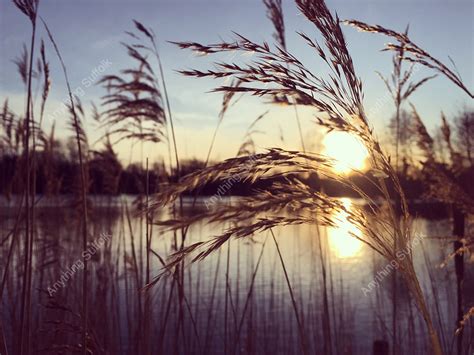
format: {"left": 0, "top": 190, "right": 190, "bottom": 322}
{"left": 328, "top": 198, "right": 363, "bottom": 258}
{"left": 323, "top": 132, "right": 368, "bottom": 173}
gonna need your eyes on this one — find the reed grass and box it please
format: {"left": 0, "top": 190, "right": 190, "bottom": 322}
{"left": 40, "top": 16, "right": 91, "bottom": 355}
{"left": 344, "top": 20, "right": 473, "bottom": 98}
{"left": 263, "top": 0, "right": 306, "bottom": 153}
{"left": 151, "top": 0, "right": 446, "bottom": 353}
{"left": 2, "top": 0, "right": 472, "bottom": 354}
{"left": 12, "top": 2, "right": 39, "bottom": 354}
{"left": 376, "top": 29, "right": 437, "bottom": 352}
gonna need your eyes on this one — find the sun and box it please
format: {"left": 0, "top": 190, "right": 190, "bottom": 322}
{"left": 323, "top": 132, "right": 368, "bottom": 173}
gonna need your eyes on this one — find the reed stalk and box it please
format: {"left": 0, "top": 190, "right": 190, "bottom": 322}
{"left": 270, "top": 229, "right": 308, "bottom": 355}
{"left": 40, "top": 18, "right": 90, "bottom": 354}
{"left": 12, "top": 1, "right": 39, "bottom": 353}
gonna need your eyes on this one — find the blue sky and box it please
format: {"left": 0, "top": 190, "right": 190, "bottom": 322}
{"left": 1, "top": 0, "right": 473, "bottom": 163}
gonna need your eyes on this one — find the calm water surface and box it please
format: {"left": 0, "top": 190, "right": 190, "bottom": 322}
{"left": 1, "top": 195, "right": 473, "bottom": 354}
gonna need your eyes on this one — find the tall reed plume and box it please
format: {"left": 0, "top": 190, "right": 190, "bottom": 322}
{"left": 148, "top": 0, "right": 445, "bottom": 353}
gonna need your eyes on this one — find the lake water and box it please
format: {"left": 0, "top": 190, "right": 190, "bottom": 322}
{"left": 0, "top": 195, "right": 473, "bottom": 354}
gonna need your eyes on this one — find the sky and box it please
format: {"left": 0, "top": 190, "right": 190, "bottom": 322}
{"left": 1, "top": 0, "right": 473, "bottom": 164}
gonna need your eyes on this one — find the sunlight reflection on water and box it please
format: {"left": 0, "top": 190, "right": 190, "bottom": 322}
{"left": 327, "top": 198, "right": 363, "bottom": 258}
{"left": 1, "top": 195, "right": 470, "bottom": 354}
